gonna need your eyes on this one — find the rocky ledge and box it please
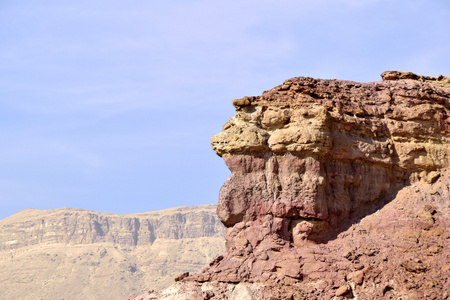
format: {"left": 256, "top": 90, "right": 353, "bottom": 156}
{"left": 131, "top": 71, "right": 450, "bottom": 299}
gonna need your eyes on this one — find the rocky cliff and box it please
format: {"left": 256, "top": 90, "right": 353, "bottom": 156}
{"left": 134, "top": 71, "right": 450, "bottom": 299}
{"left": 0, "top": 205, "right": 225, "bottom": 299}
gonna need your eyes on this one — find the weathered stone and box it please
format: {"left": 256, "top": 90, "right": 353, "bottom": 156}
{"left": 130, "top": 72, "right": 450, "bottom": 300}
{"left": 335, "top": 284, "right": 350, "bottom": 296}
{"left": 347, "top": 270, "right": 364, "bottom": 285}
{"left": 174, "top": 272, "right": 190, "bottom": 282}
{"left": 211, "top": 77, "right": 450, "bottom": 239}
{"left": 401, "top": 259, "right": 428, "bottom": 273}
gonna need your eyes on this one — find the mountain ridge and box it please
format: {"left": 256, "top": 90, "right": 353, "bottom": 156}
{"left": 0, "top": 204, "right": 225, "bottom": 299}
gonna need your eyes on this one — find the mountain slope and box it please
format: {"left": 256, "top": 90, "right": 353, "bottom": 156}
{"left": 0, "top": 205, "right": 225, "bottom": 299}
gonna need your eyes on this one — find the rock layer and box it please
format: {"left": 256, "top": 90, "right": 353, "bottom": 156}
{"left": 1, "top": 206, "right": 223, "bottom": 250}
{"left": 166, "top": 72, "right": 450, "bottom": 299}
{"left": 0, "top": 205, "right": 225, "bottom": 300}
{"left": 211, "top": 71, "right": 450, "bottom": 231}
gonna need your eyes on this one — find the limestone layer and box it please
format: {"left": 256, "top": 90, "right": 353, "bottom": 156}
{"left": 0, "top": 205, "right": 225, "bottom": 299}
{"left": 1, "top": 206, "right": 223, "bottom": 250}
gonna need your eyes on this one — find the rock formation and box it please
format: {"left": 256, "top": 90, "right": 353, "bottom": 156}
{"left": 132, "top": 71, "right": 449, "bottom": 299}
{"left": 0, "top": 205, "right": 225, "bottom": 299}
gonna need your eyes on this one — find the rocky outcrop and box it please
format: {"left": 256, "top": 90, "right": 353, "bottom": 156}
{"left": 135, "top": 72, "right": 450, "bottom": 299}
{"left": 160, "top": 173, "right": 449, "bottom": 299}
{"left": 0, "top": 205, "right": 225, "bottom": 300}
{"left": 210, "top": 71, "right": 449, "bottom": 231}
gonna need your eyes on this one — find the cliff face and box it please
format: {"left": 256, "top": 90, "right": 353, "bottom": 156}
{"left": 155, "top": 72, "right": 450, "bottom": 300}
{"left": 211, "top": 71, "right": 449, "bottom": 232}
{"left": 0, "top": 205, "right": 225, "bottom": 300}
{"left": 1, "top": 206, "right": 223, "bottom": 249}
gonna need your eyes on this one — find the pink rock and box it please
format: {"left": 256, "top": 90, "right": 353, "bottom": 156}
{"left": 175, "top": 72, "right": 450, "bottom": 299}
{"left": 347, "top": 270, "right": 364, "bottom": 285}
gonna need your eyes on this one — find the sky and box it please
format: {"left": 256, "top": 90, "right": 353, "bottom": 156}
{"left": 0, "top": 0, "right": 449, "bottom": 220}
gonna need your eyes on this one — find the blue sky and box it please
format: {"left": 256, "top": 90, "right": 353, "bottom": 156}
{"left": 0, "top": 0, "right": 449, "bottom": 220}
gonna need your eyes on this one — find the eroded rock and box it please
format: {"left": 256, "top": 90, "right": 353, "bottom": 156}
{"left": 130, "top": 72, "right": 450, "bottom": 299}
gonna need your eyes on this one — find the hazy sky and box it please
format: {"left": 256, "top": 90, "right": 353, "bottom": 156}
{"left": 0, "top": 1, "right": 449, "bottom": 220}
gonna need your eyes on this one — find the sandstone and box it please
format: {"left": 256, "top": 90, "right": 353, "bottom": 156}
{"left": 335, "top": 284, "right": 351, "bottom": 296}
{"left": 401, "top": 258, "right": 428, "bottom": 273}
{"left": 130, "top": 72, "right": 450, "bottom": 299}
{"left": 175, "top": 272, "right": 190, "bottom": 282}
{"left": 346, "top": 270, "right": 364, "bottom": 285}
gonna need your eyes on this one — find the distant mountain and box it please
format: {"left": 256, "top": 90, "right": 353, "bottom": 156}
{"left": 0, "top": 205, "right": 225, "bottom": 299}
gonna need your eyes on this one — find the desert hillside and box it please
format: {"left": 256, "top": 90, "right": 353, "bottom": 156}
{"left": 0, "top": 205, "right": 225, "bottom": 300}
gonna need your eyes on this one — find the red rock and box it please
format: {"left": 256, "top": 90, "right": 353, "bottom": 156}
{"left": 347, "top": 270, "right": 364, "bottom": 285}
{"left": 335, "top": 284, "right": 350, "bottom": 296}
{"left": 174, "top": 272, "right": 189, "bottom": 282}
{"left": 131, "top": 72, "right": 450, "bottom": 300}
